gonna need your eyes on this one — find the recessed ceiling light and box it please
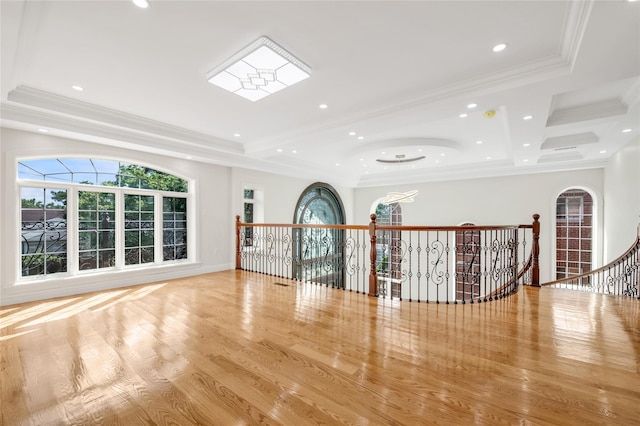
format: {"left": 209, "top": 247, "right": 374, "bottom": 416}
{"left": 381, "top": 151, "right": 386, "bottom": 155}
{"left": 523, "top": 115, "right": 533, "bottom": 120}
{"left": 459, "top": 113, "right": 468, "bottom": 118}
{"left": 72, "top": 85, "right": 84, "bottom": 91}
{"left": 622, "top": 128, "right": 632, "bottom": 133}
{"left": 467, "top": 103, "right": 478, "bottom": 109}
{"left": 492, "top": 43, "right": 507, "bottom": 53}
{"left": 358, "top": 136, "right": 364, "bottom": 140}
{"left": 486, "top": 156, "right": 492, "bottom": 160}
{"left": 359, "top": 158, "right": 364, "bottom": 161}
{"left": 319, "top": 104, "right": 328, "bottom": 109}
{"left": 476, "top": 140, "right": 483, "bottom": 144}
{"left": 435, "top": 160, "right": 440, "bottom": 164}
{"left": 523, "top": 143, "right": 530, "bottom": 147}
{"left": 349, "top": 131, "right": 356, "bottom": 136}
{"left": 440, "top": 153, "right": 445, "bottom": 156}
{"left": 418, "top": 149, "right": 423, "bottom": 152}
{"left": 276, "top": 148, "right": 282, "bottom": 152}
{"left": 132, "top": 0, "right": 150, "bottom": 8}
{"left": 292, "top": 150, "right": 297, "bottom": 154}
{"left": 523, "top": 159, "right": 529, "bottom": 162}
{"left": 335, "top": 163, "right": 340, "bottom": 166}
{"left": 186, "top": 155, "right": 192, "bottom": 159}
{"left": 207, "top": 36, "right": 311, "bottom": 102}
{"left": 600, "top": 150, "right": 607, "bottom": 154}
{"left": 363, "top": 164, "right": 367, "bottom": 168}
{"left": 37, "top": 128, "right": 48, "bottom": 133}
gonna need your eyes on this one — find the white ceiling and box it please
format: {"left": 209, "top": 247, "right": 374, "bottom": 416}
{"left": 1, "top": 0, "right": 639, "bottom": 187}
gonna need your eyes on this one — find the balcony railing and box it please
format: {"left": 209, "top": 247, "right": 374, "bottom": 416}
{"left": 542, "top": 224, "right": 640, "bottom": 299}
{"left": 236, "top": 214, "right": 540, "bottom": 304}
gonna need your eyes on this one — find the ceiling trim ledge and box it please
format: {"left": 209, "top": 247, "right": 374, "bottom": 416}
{"left": 1, "top": 103, "right": 244, "bottom": 157}
{"left": 6, "top": 86, "right": 243, "bottom": 154}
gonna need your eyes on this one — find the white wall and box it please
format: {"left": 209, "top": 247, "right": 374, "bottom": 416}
{"left": 230, "top": 167, "right": 354, "bottom": 225}
{"left": 1, "top": 128, "right": 232, "bottom": 305}
{"left": 354, "top": 168, "right": 605, "bottom": 283}
{"left": 4, "top": 124, "right": 633, "bottom": 303}
{"left": 603, "top": 137, "right": 640, "bottom": 262}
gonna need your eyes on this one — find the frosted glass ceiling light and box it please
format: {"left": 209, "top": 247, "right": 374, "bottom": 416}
{"left": 207, "top": 36, "right": 311, "bottom": 102}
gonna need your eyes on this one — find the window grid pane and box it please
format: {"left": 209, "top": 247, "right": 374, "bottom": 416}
{"left": 163, "top": 197, "right": 187, "bottom": 261}
{"left": 21, "top": 187, "right": 68, "bottom": 277}
{"left": 78, "top": 191, "right": 116, "bottom": 270}
{"left": 124, "top": 194, "right": 155, "bottom": 265}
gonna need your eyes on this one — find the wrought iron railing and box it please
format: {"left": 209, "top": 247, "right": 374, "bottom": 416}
{"left": 542, "top": 224, "right": 640, "bottom": 299}
{"left": 235, "top": 214, "right": 540, "bottom": 303}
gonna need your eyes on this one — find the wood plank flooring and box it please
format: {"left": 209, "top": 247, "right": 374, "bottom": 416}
{"left": 1, "top": 270, "right": 639, "bottom": 425}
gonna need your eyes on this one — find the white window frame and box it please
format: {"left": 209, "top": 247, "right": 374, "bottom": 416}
{"left": 17, "top": 180, "right": 192, "bottom": 282}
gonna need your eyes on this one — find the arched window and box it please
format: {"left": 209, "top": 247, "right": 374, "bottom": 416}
{"left": 556, "top": 189, "right": 593, "bottom": 279}
{"left": 18, "top": 158, "right": 189, "bottom": 279}
{"left": 293, "top": 183, "right": 345, "bottom": 287}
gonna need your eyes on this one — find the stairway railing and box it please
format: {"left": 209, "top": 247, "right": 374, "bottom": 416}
{"left": 541, "top": 224, "right": 640, "bottom": 299}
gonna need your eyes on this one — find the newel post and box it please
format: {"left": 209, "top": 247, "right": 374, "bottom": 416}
{"left": 368, "top": 213, "right": 378, "bottom": 297}
{"left": 531, "top": 214, "right": 540, "bottom": 287}
{"left": 235, "top": 215, "right": 241, "bottom": 270}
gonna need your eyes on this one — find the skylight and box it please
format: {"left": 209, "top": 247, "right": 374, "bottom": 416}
{"left": 207, "top": 36, "right": 311, "bottom": 102}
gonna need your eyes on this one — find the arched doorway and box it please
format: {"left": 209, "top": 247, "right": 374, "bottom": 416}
{"left": 556, "top": 188, "right": 594, "bottom": 280}
{"left": 293, "top": 183, "right": 345, "bottom": 287}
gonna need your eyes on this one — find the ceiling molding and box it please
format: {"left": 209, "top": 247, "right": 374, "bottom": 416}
{"left": 541, "top": 132, "right": 598, "bottom": 150}
{"left": 559, "top": 0, "right": 595, "bottom": 71}
{"left": 244, "top": 54, "right": 571, "bottom": 155}
{"left": 1, "top": 109, "right": 361, "bottom": 187}
{"left": 347, "top": 138, "right": 461, "bottom": 159}
{"left": 0, "top": 103, "right": 247, "bottom": 158}
{"left": 357, "top": 157, "right": 606, "bottom": 188}
{"left": 546, "top": 98, "right": 627, "bottom": 127}
{"left": 622, "top": 77, "right": 640, "bottom": 107}
{"left": 6, "top": 86, "right": 244, "bottom": 154}
{"left": 537, "top": 152, "right": 584, "bottom": 163}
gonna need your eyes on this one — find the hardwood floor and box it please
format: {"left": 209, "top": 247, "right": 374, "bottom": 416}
{"left": 1, "top": 270, "right": 639, "bottom": 425}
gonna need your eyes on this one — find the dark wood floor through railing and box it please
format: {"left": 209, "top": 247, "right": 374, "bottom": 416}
{"left": 236, "top": 214, "right": 540, "bottom": 304}
{"left": 1, "top": 270, "right": 638, "bottom": 425}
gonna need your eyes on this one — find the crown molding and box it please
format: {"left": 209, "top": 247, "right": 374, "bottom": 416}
{"left": 6, "top": 86, "right": 244, "bottom": 154}
{"left": 559, "top": 0, "right": 595, "bottom": 71}
{"left": 622, "top": 77, "right": 640, "bottom": 108}
{"left": 1, "top": 104, "right": 360, "bottom": 187}
{"left": 546, "top": 99, "right": 627, "bottom": 127}
{"left": 356, "top": 157, "right": 606, "bottom": 188}
{"left": 244, "top": 54, "right": 571, "bottom": 155}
